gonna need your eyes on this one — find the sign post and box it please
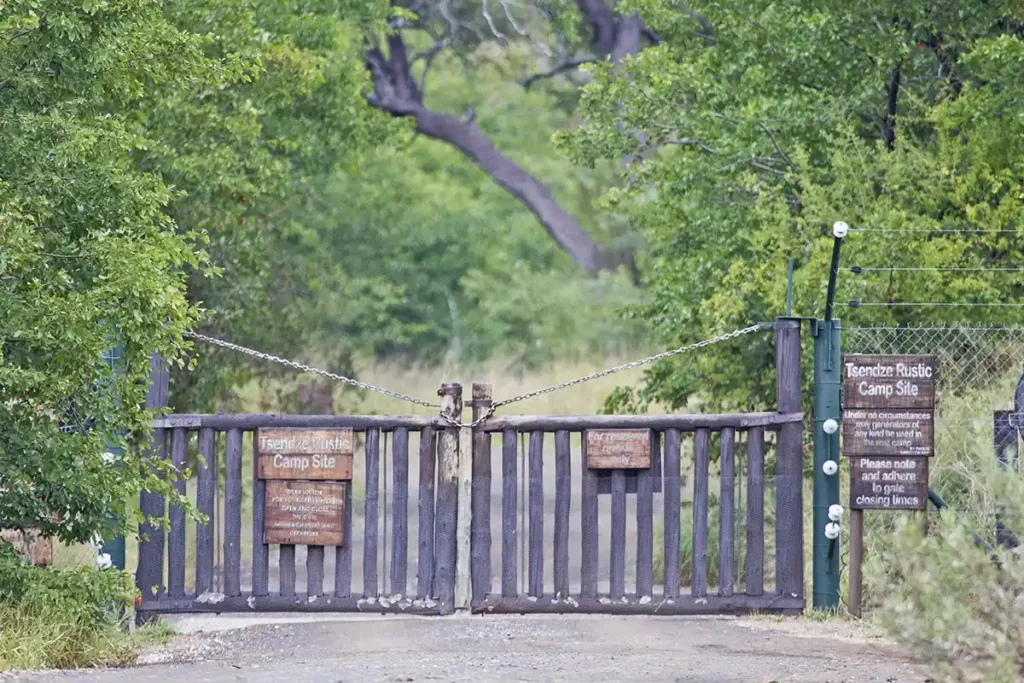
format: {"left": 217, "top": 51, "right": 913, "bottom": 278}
{"left": 843, "top": 354, "right": 935, "bottom": 617}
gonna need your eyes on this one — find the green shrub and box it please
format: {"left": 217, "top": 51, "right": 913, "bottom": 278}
{"left": 870, "top": 461, "right": 1024, "bottom": 682}
{"left": 0, "top": 543, "right": 161, "bottom": 670}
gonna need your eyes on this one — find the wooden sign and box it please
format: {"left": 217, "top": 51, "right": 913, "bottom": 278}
{"left": 587, "top": 430, "right": 651, "bottom": 469}
{"left": 264, "top": 480, "right": 345, "bottom": 545}
{"left": 257, "top": 428, "right": 353, "bottom": 480}
{"left": 843, "top": 355, "right": 935, "bottom": 410}
{"left": 842, "top": 408, "right": 934, "bottom": 457}
{"left": 849, "top": 456, "right": 928, "bottom": 510}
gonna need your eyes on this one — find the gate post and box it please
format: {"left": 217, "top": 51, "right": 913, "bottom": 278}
{"left": 435, "top": 382, "right": 462, "bottom": 614}
{"left": 812, "top": 319, "right": 842, "bottom": 610}
{"left": 470, "top": 384, "right": 493, "bottom": 607}
{"left": 774, "top": 318, "right": 804, "bottom": 605}
{"left": 994, "top": 411, "right": 1018, "bottom": 548}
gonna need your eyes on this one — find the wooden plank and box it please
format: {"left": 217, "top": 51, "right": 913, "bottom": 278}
{"left": 663, "top": 428, "right": 682, "bottom": 599}
{"left": 691, "top": 428, "right": 710, "bottom": 598}
{"left": 391, "top": 427, "right": 409, "bottom": 596}
{"left": 745, "top": 427, "right": 765, "bottom": 596}
{"left": 610, "top": 469, "right": 626, "bottom": 599}
{"left": 553, "top": 430, "right": 571, "bottom": 598}
{"left": 719, "top": 428, "right": 735, "bottom": 597}
{"left": 223, "top": 428, "right": 243, "bottom": 597}
{"left": 307, "top": 546, "right": 325, "bottom": 596}
{"left": 581, "top": 434, "right": 599, "bottom": 599}
{"left": 155, "top": 414, "right": 444, "bottom": 430}
{"left": 471, "top": 385, "right": 493, "bottom": 604}
{"left": 265, "top": 481, "right": 345, "bottom": 545}
{"left": 136, "top": 593, "right": 801, "bottom": 616}
{"left": 335, "top": 476, "right": 353, "bottom": 598}
{"left": 479, "top": 412, "right": 801, "bottom": 432}
{"left": 363, "top": 429, "right": 380, "bottom": 597}
{"left": 280, "top": 545, "right": 296, "bottom": 597}
{"left": 775, "top": 319, "right": 804, "bottom": 601}
{"left": 416, "top": 428, "right": 436, "bottom": 599}
{"left": 528, "top": 431, "right": 544, "bottom": 597}
{"left": 256, "top": 428, "right": 353, "bottom": 480}
{"left": 636, "top": 431, "right": 655, "bottom": 597}
{"left": 252, "top": 430, "right": 269, "bottom": 597}
{"left": 167, "top": 428, "right": 188, "bottom": 598}
{"left": 137, "top": 428, "right": 167, "bottom": 601}
{"left": 842, "top": 354, "right": 935, "bottom": 410}
{"left": 501, "top": 429, "right": 518, "bottom": 597}
{"left": 195, "top": 428, "right": 216, "bottom": 595}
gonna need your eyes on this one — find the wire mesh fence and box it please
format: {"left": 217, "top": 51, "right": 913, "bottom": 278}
{"left": 843, "top": 324, "right": 1024, "bottom": 536}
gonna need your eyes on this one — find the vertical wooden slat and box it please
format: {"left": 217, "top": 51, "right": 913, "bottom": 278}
{"left": 663, "top": 428, "right": 682, "bottom": 599}
{"left": 610, "top": 469, "right": 626, "bottom": 599}
{"left": 195, "top": 427, "right": 216, "bottom": 595}
{"left": 279, "top": 544, "right": 296, "bottom": 597}
{"left": 746, "top": 427, "right": 765, "bottom": 596}
{"left": 307, "top": 546, "right": 325, "bottom": 597}
{"left": 137, "top": 354, "right": 168, "bottom": 602}
{"left": 223, "top": 428, "right": 243, "bottom": 597}
{"left": 528, "top": 431, "right": 544, "bottom": 597}
{"left": 501, "top": 429, "right": 518, "bottom": 597}
{"left": 775, "top": 319, "right": 804, "bottom": 600}
{"left": 336, "top": 479, "right": 353, "bottom": 598}
{"left": 252, "top": 429, "right": 269, "bottom": 597}
{"left": 553, "top": 430, "right": 571, "bottom": 598}
{"left": 471, "top": 385, "right": 493, "bottom": 604}
{"left": 363, "top": 428, "right": 380, "bottom": 598}
{"left": 416, "top": 428, "right": 436, "bottom": 599}
{"left": 433, "top": 381, "right": 461, "bottom": 612}
{"left": 691, "top": 428, "right": 710, "bottom": 598}
{"left": 719, "top": 427, "right": 736, "bottom": 597}
{"left": 581, "top": 434, "right": 599, "bottom": 599}
{"left": 391, "top": 427, "right": 410, "bottom": 595}
{"left": 167, "top": 428, "right": 188, "bottom": 598}
{"left": 636, "top": 432, "right": 656, "bottom": 597}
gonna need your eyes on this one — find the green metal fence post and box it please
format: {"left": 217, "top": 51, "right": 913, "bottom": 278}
{"left": 101, "top": 342, "right": 126, "bottom": 571}
{"left": 812, "top": 222, "right": 846, "bottom": 611}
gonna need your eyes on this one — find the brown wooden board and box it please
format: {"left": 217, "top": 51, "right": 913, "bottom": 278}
{"left": 843, "top": 355, "right": 935, "bottom": 410}
{"left": 586, "top": 430, "right": 651, "bottom": 469}
{"left": 264, "top": 481, "right": 346, "bottom": 545}
{"left": 849, "top": 456, "right": 928, "bottom": 510}
{"left": 257, "top": 428, "right": 353, "bottom": 480}
{"left": 842, "top": 408, "right": 934, "bottom": 457}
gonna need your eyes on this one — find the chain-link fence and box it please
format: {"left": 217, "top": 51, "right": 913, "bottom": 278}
{"left": 843, "top": 324, "right": 1024, "bottom": 535}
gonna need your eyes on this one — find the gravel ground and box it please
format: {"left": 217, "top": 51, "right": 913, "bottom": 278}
{"left": 7, "top": 614, "right": 928, "bottom": 683}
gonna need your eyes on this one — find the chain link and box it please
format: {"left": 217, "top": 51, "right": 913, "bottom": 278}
{"left": 187, "top": 332, "right": 441, "bottom": 409}
{"left": 189, "top": 323, "right": 768, "bottom": 427}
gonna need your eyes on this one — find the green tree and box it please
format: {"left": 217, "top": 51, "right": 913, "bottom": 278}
{"left": 562, "top": 0, "right": 1024, "bottom": 410}
{"left": 1, "top": 0, "right": 207, "bottom": 542}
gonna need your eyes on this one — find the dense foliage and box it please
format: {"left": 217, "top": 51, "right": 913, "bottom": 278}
{"left": 564, "top": 0, "right": 1024, "bottom": 410}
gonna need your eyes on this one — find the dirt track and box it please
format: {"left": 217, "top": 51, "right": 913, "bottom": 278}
{"left": 10, "top": 614, "right": 928, "bottom": 683}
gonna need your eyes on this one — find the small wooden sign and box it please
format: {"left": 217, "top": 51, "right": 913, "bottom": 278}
{"left": 843, "top": 354, "right": 935, "bottom": 410}
{"left": 842, "top": 408, "right": 934, "bottom": 457}
{"left": 264, "top": 480, "right": 345, "bottom": 545}
{"left": 849, "top": 456, "right": 928, "bottom": 510}
{"left": 586, "top": 430, "right": 651, "bottom": 469}
{"left": 257, "top": 428, "right": 353, "bottom": 480}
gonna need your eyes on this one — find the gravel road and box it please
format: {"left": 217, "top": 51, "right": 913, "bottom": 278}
{"left": 8, "top": 614, "right": 928, "bottom": 683}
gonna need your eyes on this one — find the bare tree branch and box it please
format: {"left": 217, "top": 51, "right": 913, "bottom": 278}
{"left": 520, "top": 56, "right": 597, "bottom": 88}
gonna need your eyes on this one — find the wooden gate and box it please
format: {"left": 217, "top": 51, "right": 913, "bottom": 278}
{"left": 135, "top": 321, "right": 804, "bottom": 618}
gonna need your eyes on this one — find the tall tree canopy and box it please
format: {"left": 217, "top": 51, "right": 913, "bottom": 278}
{"left": 562, "top": 0, "right": 1024, "bottom": 410}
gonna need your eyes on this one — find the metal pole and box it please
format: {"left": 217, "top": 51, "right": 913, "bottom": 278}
{"left": 785, "top": 258, "right": 795, "bottom": 317}
{"left": 102, "top": 342, "right": 126, "bottom": 571}
{"left": 813, "top": 225, "right": 845, "bottom": 610}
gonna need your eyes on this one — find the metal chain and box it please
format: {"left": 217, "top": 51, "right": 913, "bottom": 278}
{"left": 190, "top": 323, "right": 767, "bottom": 428}
{"left": 187, "top": 332, "right": 441, "bottom": 408}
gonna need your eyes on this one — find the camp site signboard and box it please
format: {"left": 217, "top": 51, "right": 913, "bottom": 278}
{"left": 257, "top": 428, "right": 352, "bottom": 546}
{"left": 843, "top": 355, "right": 935, "bottom": 511}
{"left": 586, "top": 430, "right": 652, "bottom": 469}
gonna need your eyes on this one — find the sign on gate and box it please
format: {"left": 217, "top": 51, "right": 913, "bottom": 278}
{"left": 257, "top": 428, "right": 354, "bottom": 480}
{"left": 843, "top": 354, "right": 935, "bottom": 511}
{"left": 265, "top": 480, "right": 346, "bottom": 545}
{"left": 586, "top": 429, "right": 651, "bottom": 469}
